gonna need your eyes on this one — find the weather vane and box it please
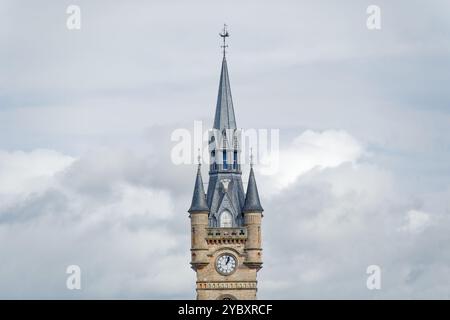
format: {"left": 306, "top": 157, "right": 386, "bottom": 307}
{"left": 219, "top": 24, "right": 229, "bottom": 57}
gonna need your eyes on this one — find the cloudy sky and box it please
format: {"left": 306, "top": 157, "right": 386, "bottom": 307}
{"left": 1, "top": 0, "right": 450, "bottom": 299}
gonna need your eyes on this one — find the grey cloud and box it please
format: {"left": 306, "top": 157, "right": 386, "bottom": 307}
{"left": 0, "top": 147, "right": 194, "bottom": 299}
{"left": 0, "top": 0, "right": 449, "bottom": 299}
{"left": 260, "top": 163, "right": 450, "bottom": 299}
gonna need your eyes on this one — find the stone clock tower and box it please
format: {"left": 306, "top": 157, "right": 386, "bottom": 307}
{"left": 188, "top": 27, "right": 263, "bottom": 300}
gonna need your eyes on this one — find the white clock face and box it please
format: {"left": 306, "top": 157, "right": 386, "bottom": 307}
{"left": 216, "top": 254, "right": 237, "bottom": 275}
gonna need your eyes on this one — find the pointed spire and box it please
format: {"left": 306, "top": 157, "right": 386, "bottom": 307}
{"left": 243, "top": 167, "right": 263, "bottom": 213}
{"left": 188, "top": 164, "right": 209, "bottom": 213}
{"left": 213, "top": 32, "right": 237, "bottom": 130}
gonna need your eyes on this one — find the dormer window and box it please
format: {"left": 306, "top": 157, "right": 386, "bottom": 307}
{"left": 220, "top": 210, "right": 232, "bottom": 228}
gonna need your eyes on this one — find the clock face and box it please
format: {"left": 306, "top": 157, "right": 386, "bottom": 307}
{"left": 216, "top": 254, "right": 237, "bottom": 275}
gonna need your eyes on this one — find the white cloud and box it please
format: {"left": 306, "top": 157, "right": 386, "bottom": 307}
{"left": 260, "top": 130, "right": 364, "bottom": 191}
{"left": 0, "top": 148, "right": 193, "bottom": 298}
{"left": 0, "top": 149, "right": 75, "bottom": 216}
{"left": 0, "top": 149, "right": 74, "bottom": 195}
{"left": 398, "top": 209, "right": 431, "bottom": 234}
{"left": 0, "top": 132, "right": 449, "bottom": 299}
{"left": 260, "top": 161, "right": 450, "bottom": 299}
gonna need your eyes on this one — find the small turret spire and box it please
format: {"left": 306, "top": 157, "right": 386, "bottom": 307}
{"left": 243, "top": 166, "right": 263, "bottom": 213}
{"left": 188, "top": 164, "right": 209, "bottom": 213}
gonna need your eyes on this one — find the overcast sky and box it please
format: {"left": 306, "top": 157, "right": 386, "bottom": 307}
{"left": 1, "top": 0, "right": 450, "bottom": 299}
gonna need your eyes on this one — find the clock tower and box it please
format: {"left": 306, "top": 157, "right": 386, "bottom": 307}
{"left": 188, "top": 26, "right": 263, "bottom": 300}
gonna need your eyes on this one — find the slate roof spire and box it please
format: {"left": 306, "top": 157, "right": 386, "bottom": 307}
{"left": 213, "top": 26, "right": 237, "bottom": 130}
{"left": 188, "top": 163, "right": 209, "bottom": 213}
{"left": 243, "top": 166, "right": 264, "bottom": 213}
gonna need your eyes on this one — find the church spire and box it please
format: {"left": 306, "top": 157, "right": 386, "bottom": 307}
{"left": 188, "top": 164, "right": 209, "bottom": 213}
{"left": 243, "top": 166, "right": 263, "bottom": 213}
{"left": 188, "top": 29, "right": 264, "bottom": 300}
{"left": 213, "top": 26, "right": 236, "bottom": 130}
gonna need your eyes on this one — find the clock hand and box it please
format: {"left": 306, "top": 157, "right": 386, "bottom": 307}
{"left": 226, "top": 257, "right": 230, "bottom": 264}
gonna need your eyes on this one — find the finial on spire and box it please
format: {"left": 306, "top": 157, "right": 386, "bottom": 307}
{"left": 219, "top": 24, "right": 229, "bottom": 57}
{"left": 197, "top": 148, "right": 202, "bottom": 167}
{"left": 250, "top": 147, "right": 254, "bottom": 168}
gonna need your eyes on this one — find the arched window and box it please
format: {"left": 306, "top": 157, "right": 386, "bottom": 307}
{"left": 217, "top": 294, "right": 236, "bottom": 300}
{"left": 220, "top": 210, "right": 233, "bottom": 228}
{"left": 211, "top": 150, "right": 216, "bottom": 170}
{"left": 223, "top": 151, "right": 228, "bottom": 169}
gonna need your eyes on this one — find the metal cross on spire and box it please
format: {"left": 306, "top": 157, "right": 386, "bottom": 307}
{"left": 219, "top": 24, "right": 230, "bottom": 57}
